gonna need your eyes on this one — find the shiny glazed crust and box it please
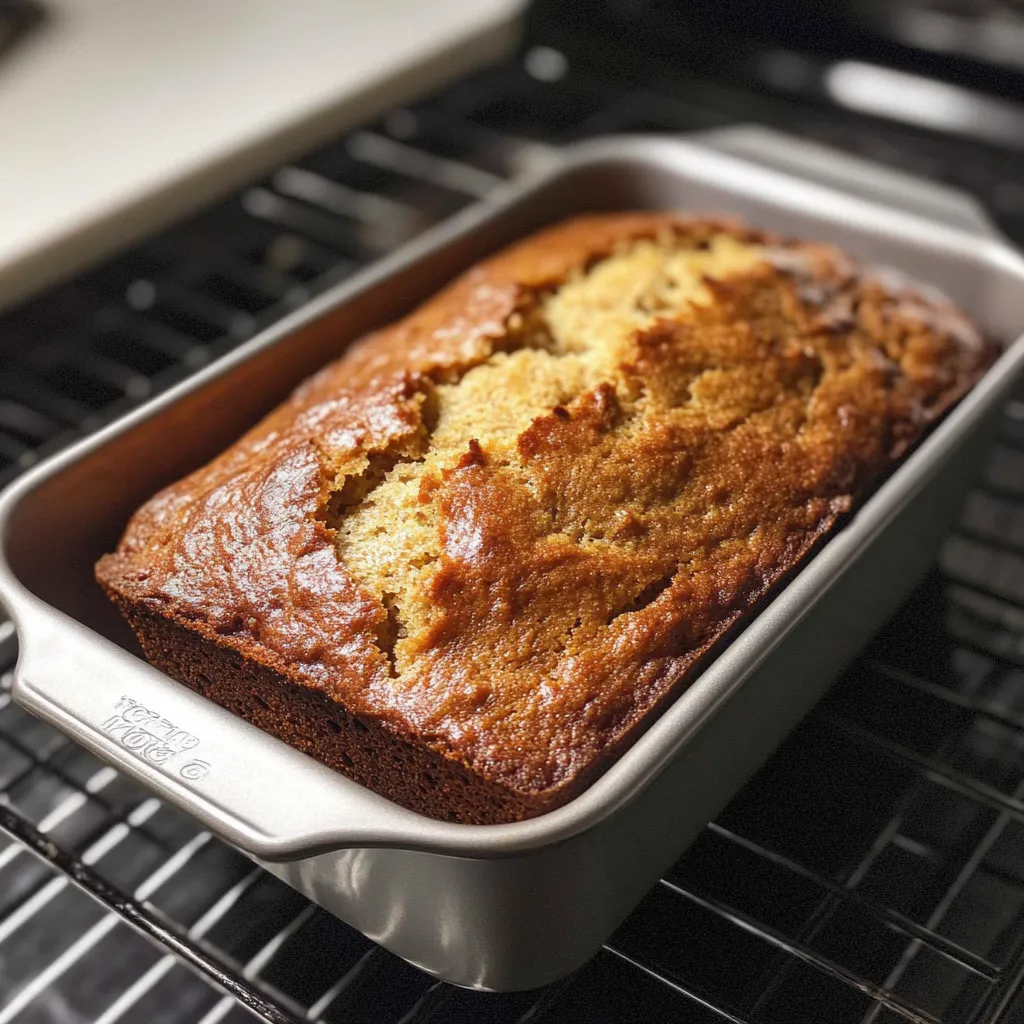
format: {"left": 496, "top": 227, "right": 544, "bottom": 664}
{"left": 96, "top": 213, "right": 995, "bottom": 824}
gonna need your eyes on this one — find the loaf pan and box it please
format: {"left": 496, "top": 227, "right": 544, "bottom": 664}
{"left": 3, "top": 130, "right": 1024, "bottom": 992}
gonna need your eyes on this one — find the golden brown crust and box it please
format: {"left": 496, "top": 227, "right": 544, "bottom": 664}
{"left": 96, "top": 213, "right": 996, "bottom": 823}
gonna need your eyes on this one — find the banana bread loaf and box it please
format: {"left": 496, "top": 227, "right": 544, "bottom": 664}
{"left": 96, "top": 213, "right": 994, "bottom": 824}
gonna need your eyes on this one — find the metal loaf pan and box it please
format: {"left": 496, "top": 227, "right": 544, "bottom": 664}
{"left": 3, "top": 131, "right": 1024, "bottom": 992}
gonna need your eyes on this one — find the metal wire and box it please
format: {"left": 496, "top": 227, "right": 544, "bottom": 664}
{"left": 0, "top": 805, "right": 302, "bottom": 1024}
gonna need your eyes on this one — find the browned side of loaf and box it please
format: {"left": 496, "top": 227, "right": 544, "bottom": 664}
{"left": 109, "top": 598, "right": 544, "bottom": 823}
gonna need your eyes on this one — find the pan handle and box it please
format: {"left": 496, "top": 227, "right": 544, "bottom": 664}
{"left": 692, "top": 125, "right": 1006, "bottom": 242}
{"left": 10, "top": 607, "right": 475, "bottom": 859}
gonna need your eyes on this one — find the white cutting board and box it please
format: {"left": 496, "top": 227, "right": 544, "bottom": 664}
{"left": 0, "top": 0, "right": 523, "bottom": 311}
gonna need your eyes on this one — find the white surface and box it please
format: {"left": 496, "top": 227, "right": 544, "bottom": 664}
{"left": 0, "top": 0, "right": 522, "bottom": 309}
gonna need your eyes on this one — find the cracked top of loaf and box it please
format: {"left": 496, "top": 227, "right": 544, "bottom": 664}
{"left": 96, "top": 213, "right": 993, "bottom": 815}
